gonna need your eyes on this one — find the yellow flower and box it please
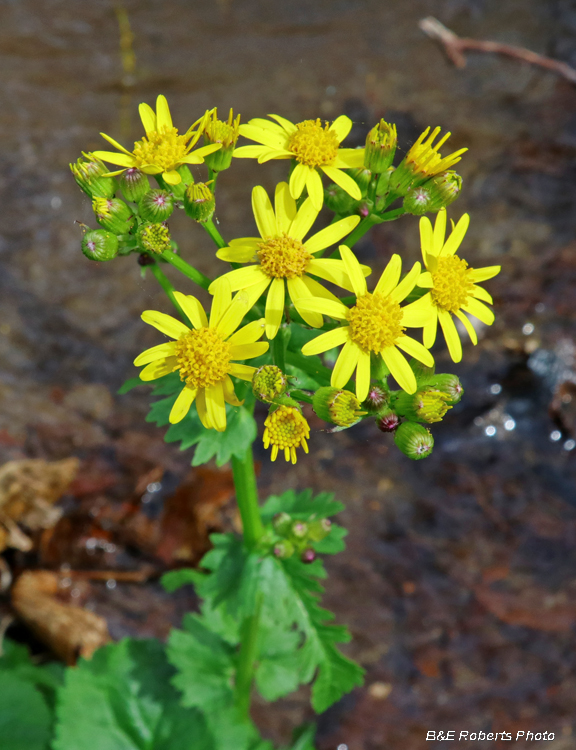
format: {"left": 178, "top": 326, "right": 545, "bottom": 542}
{"left": 298, "top": 247, "right": 435, "bottom": 398}
{"left": 93, "top": 96, "right": 221, "bottom": 186}
{"left": 263, "top": 406, "right": 310, "bottom": 464}
{"left": 209, "top": 182, "right": 370, "bottom": 340}
{"left": 391, "top": 127, "right": 467, "bottom": 193}
{"left": 233, "top": 115, "right": 365, "bottom": 210}
{"left": 134, "top": 285, "right": 269, "bottom": 431}
{"left": 413, "top": 209, "right": 500, "bottom": 362}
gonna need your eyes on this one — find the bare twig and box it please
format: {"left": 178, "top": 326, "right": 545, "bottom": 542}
{"left": 419, "top": 16, "right": 576, "bottom": 85}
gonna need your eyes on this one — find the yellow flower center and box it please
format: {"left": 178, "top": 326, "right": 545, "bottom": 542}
{"left": 347, "top": 292, "right": 405, "bottom": 352}
{"left": 174, "top": 327, "right": 230, "bottom": 389}
{"left": 430, "top": 256, "right": 474, "bottom": 313}
{"left": 257, "top": 235, "right": 312, "bottom": 279}
{"left": 132, "top": 127, "right": 190, "bottom": 172}
{"left": 288, "top": 119, "right": 339, "bottom": 168}
{"left": 263, "top": 406, "right": 310, "bottom": 463}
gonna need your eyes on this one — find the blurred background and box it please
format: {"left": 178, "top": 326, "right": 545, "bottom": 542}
{"left": 1, "top": 0, "right": 576, "bottom": 748}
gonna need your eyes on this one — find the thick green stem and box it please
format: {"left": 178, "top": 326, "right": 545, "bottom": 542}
{"left": 149, "top": 263, "right": 187, "bottom": 320}
{"left": 202, "top": 217, "right": 227, "bottom": 249}
{"left": 160, "top": 248, "right": 212, "bottom": 290}
{"left": 234, "top": 595, "right": 262, "bottom": 717}
{"left": 231, "top": 443, "right": 263, "bottom": 549}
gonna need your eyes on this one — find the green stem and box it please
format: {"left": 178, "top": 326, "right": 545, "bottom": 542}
{"left": 208, "top": 168, "right": 219, "bottom": 192}
{"left": 160, "top": 248, "right": 212, "bottom": 290}
{"left": 231, "top": 443, "right": 263, "bottom": 549}
{"left": 234, "top": 595, "right": 262, "bottom": 717}
{"left": 148, "top": 263, "right": 187, "bottom": 320}
{"left": 272, "top": 329, "right": 287, "bottom": 373}
{"left": 202, "top": 217, "right": 227, "bottom": 249}
{"left": 290, "top": 389, "right": 314, "bottom": 405}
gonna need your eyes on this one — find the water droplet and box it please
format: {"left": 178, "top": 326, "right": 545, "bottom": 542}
{"left": 564, "top": 439, "right": 575, "bottom": 451}
{"left": 522, "top": 323, "right": 535, "bottom": 335}
{"left": 70, "top": 588, "right": 81, "bottom": 599}
{"left": 489, "top": 384, "right": 502, "bottom": 395}
{"left": 106, "top": 579, "right": 117, "bottom": 590}
{"left": 550, "top": 430, "right": 562, "bottom": 442}
{"left": 504, "top": 419, "right": 516, "bottom": 431}
{"left": 147, "top": 481, "right": 162, "bottom": 493}
{"left": 337, "top": 745, "right": 348, "bottom": 750}
{"left": 485, "top": 425, "right": 497, "bottom": 437}
{"left": 535, "top": 302, "right": 546, "bottom": 313}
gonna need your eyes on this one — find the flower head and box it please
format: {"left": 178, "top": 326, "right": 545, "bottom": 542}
{"left": 93, "top": 96, "right": 221, "bottom": 186}
{"left": 209, "top": 182, "right": 369, "bottom": 339}
{"left": 391, "top": 127, "right": 467, "bottom": 194}
{"left": 203, "top": 108, "right": 241, "bottom": 172}
{"left": 412, "top": 209, "right": 501, "bottom": 362}
{"left": 134, "top": 285, "right": 268, "bottom": 431}
{"left": 298, "top": 247, "right": 435, "bottom": 398}
{"left": 234, "top": 115, "right": 365, "bottom": 209}
{"left": 263, "top": 405, "right": 310, "bottom": 463}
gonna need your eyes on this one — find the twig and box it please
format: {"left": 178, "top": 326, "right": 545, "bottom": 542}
{"left": 419, "top": 16, "right": 576, "bottom": 85}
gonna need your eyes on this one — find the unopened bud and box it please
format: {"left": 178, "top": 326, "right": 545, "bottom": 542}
{"left": 137, "top": 222, "right": 171, "bottom": 255}
{"left": 358, "top": 199, "right": 374, "bottom": 218}
{"left": 252, "top": 365, "right": 289, "bottom": 403}
{"left": 395, "top": 389, "right": 452, "bottom": 423}
{"left": 92, "top": 197, "right": 134, "bottom": 234}
{"left": 364, "top": 119, "right": 397, "bottom": 173}
{"left": 426, "top": 373, "right": 464, "bottom": 404}
{"left": 308, "top": 518, "right": 332, "bottom": 542}
{"left": 81, "top": 229, "right": 118, "bottom": 262}
{"left": 203, "top": 108, "right": 240, "bottom": 172}
{"left": 313, "top": 386, "right": 366, "bottom": 427}
{"left": 184, "top": 182, "right": 215, "bottom": 222}
{"left": 70, "top": 153, "right": 116, "bottom": 199}
{"left": 272, "top": 512, "right": 293, "bottom": 536}
{"left": 324, "top": 183, "right": 359, "bottom": 214}
{"left": 118, "top": 168, "right": 150, "bottom": 203}
{"left": 274, "top": 540, "right": 295, "bottom": 559}
{"left": 347, "top": 167, "right": 372, "bottom": 195}
{"left": 394, "top": 421, "right": 434, "bottom": 460}
{"left": 291, "top": 521, "right": 308, "bottom": 539}
{"left": 376, "top": 408, "right": 401, "bottom": 433}
{"left": 403, "top": 171, "right": 462, "bottom": 215}
{"left": 363, "top": 385, "right": 389, "bottom": 414}
{"left": 139, "top": 190, "right": 174, "bottom": 223}
{"left": 301, "top": 548, "right": 316, "bottom": 564}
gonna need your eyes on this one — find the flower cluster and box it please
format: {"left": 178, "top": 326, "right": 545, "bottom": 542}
{"left": 71, "top": 96, "right": 500, "bottom": 463}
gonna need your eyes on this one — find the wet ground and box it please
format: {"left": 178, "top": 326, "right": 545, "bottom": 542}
{"left": 2, "top": 0, "right": 576, "bottom": 748}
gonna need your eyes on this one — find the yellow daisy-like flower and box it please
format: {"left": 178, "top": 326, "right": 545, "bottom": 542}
{"left": 233, "top": 115, "right": 365, "bottom": 210}
{"left": 134, "top": 286, "right": 269, "bottom": 432}
{"left": 391, "top": 126, "right": 467, "bottom": 193}
{"left": 298, "top": 247, "right": 435, "bottom": 398}
{"left": 263, "top": 406, "right": 310, "bottom": 464}
{"left": 413, "top": 209, "right": 501, "bottom": 363}
{"left": 93, "top": 95, "right": 221, "bottom": 186}
{"left": 209, "top": 182, "right": 370, "bottom": 340}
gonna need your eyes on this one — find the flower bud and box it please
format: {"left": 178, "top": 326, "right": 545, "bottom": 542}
{"left": 138, "top": 190, "right": 174, "bottom": 223}
{"left": 252, "top": 365, "right": 289, "bottom": 403}
{"left": 81, "top": 229, "right": 118, "bottom": 262}
{"left": 272, "top": 512, "right": 293, "bottom": 536}
{"left": 375, "top": 408, "right": 400, "bottom": 433}
{"left": 313, "top": 387, "right": 366, "bottom": 427}
{"left": 203, "top": 108, "right": 240, "bottom": 172}
{"left": 409, "top": 358, "right": 435, "bottom": 384}
{"left": 183, "top": 182, "right": 215, "bottom": 223}
{"left": 137, "top": 222, "right": 171, "bottom": 255}
{"left": 92, "top": 197, "right": 134, "bottom": 234}
{"left": 291, "top": 521, "right": 308, "bottom": 539}
{"left": 425, "top": 373, "right": 464, "bottom": 404}
{"left": 324, "top": 183, "right": 359, "bottom": 214}
{"left": 70, "top": 153, "right": 116, "bottom": 199}
{"left": 118, "top": 168, "right": 150, "bottom": 203}
{"left": 395, "top": 389, "right": 452, "bottom": 423}
{"left": 301, "top": 548, "right": 316, "bottom": 564}
{"left": 403, "top": 171, "right": 462, "bottom": 215}
{"left": 347, "top": 167, "right": 372, "bottom": 195}
{"left": 364, "top": 119, "right": 397, "bottom": 173}
{"left": 363, "top": 385, "right": 389, "bottom": 414}
{"left": 274, "top": 540, "right": 295, "bottom": 559}
{"left": 394, "top": 422, "right": 434, "bottom": 460}
{"left": 307, "top": 518, "right": 332, "bottom": 542}
{"left": 358, "top": 199, "right": 374, "bottom": 218}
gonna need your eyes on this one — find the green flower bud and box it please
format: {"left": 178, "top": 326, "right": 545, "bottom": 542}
{"left": 92, "top": 197, "right": 134, "bottom": 234}
{"left": 252, "top": 365, "right": 288, "bottom": 403}
{"left": 395, "top": 389, "right": 452, "bottom": 423}
{"left": 137, "top": 222, "right": 171, "bottom": 255}
{"left": 347, "top": 167, "right": 372, "bottom": 196}
{"left": 403, "top": 171, "right": 462, "bottom": 216}
{"left": 291, "top": 521, "right": 308, "bottom": 539}
{"left": 425, "top": 373, "right": 464, "bottom": 404}
{"left": 70, "top": 153, "right": 116, "bottom": 199}
{"left": 313, "top": 386, "right": 366, "bottom": 427}
{"left": 138, "top": 190, "right": 174, "bottom": 223}
{"left": 362, "top": 385, "right": 389, "bottom": 414}
{"left": 364, "top": 119, "right": 397, "bottom": 173}
{"left": 376, "top": 408, "right": 401, "bottom": 433}
{"left": 394, "top": 421, "right": 434, "bottom": 460}
{"left": 118, "top": 168, "right": 150, "bottom": 203}
{"left": 307, "top": 518, "right": 332, "bottom": 542}
{"left": 273, "top": 540, "right": 295, "bottom": 559}
{"left": 183, "top": 182, "right": 215, "bottom": 222}
{"left": 324, "top": 183, "right": 359, "bottom": 214}
{"left": 203, "top": 108, "right": 240, "bottom": 172}
{"left": 81, "top": 229, "right": 118, "bottom": 262}
{"left": 272, "top": 512, "right": 293, "bottom": 536}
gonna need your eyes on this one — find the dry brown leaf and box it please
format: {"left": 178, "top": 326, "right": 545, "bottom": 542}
{"left": 11, "top": 570, "right": 109, "bottom": 664}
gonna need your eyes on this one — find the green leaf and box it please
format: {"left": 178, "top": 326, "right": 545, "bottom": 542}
{"left": 53, "top": 639, "right": 212, "bottom": 750}
{"left": 285, "top": 724, "right": 317, "bottom": 750}
{"left": 117, "top": 376, "right": 147, "bottom": 395}
{"left": 0, "top": 672, "right": 53, "bottom": 750}
{"left": 260, "top": 489, "right": 344, "bottom": 523}
{"left": 160, "top": 568, "right": 198, "bottom": 593}
{"left": 0, "top": 639, "right": 63, "bottom": 696}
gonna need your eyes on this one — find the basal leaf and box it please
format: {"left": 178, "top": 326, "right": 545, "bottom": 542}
{"left": 0, "top": 672, "right": 52, "bottom": 750}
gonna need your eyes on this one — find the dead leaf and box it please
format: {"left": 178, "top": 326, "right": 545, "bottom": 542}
{"left": 475, "top": 583, "right": 576, "bottom": 632}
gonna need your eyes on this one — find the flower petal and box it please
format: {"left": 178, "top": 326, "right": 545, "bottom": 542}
{"left": 248, "top": 117, "right": 287, "bottom": 133}
{"left": 232, "top": 145, "right": 270, "bottom": 159}
{"left": 288, "top": 197, "right": 318, "bottom": 241}
{"left": 301, "top": 326, "right": 349, "bottom": 356}
{"left": 300, "top": 274, "right": 342, "bottom": 303}
{"left": 227, "top": 318, "right": 266, "bottom": 346}
{"left": 155, "top": 95, "right": 173, "bottom": 130}
{"left": 419, "top": 216, "right": 434, "bottom": 263}
{"left": 139, "top": 356, "right": 178, "bottom": 381}
{"left": 438, "top": 308, "right": 462, "bottom": 362}
{"left": 304, "top": 215, "right": 360, "bottom": 254}
{"left": 216, "top": 290, "right": 253, "bottom": 340}
{"left": 209, "top": 278, "right": 232, "bottom": 328}
{"left": 173, "top": 292, "right": 208, "bottom": 329}
{"left": 381, "top": 347, "right": 417, "bottom": 394}
{"left": 329, "top": 115, "right": 352, "bottom": 143}
{"left": 222, "top": 375, "right": 243, "bottom": 406}
{"left": 321, "top": 166, "right": 361, "bottom": 200}
{"left": 289, "top": 163, "right": 310, "bottom": 201}
{"left": 455, "top": 309, "right": 478, "bottom": 345}
{"left": 416, "top": 271, "right": 434, "bottom": 288}
{"left": 296, "top": 297, "right": 349, "bottom": 320}
{"left": 338, "top": 245, "right": 367, "bottom": 297}
{"left": 331, "top": 340, "right": 360, "bottom": 388}
{"left": 461, "top": 297, "right": 495, "bottom": 325}
{"left": 98, "top": 133, "right": 132, "bottom": 155}
{"left": 230, "top": 341, "right": 269, "bottom": 360}
{"left": 252, "top": 185, "right": 277, "bottom": 239}
{"left": 471, "top": 285, "right": 493, "bottom": 304}
{"left": 275, "top": 182, "right": 297, "bottom": 234}
{"left": 433, "top": 209, "right": 447, "bottom": 255}
{"left": 228, "top": 363, "right": 257, "bottom": 381}
{"left": 395, "top": 335, "right": 434, "bottom": 367}
{"left": 239, "top": 124, "right": 286, "bottom": 149}
{"left": 134, "top": 342, "right": 177, "bottom": 366}
{"left": 401, "top": 297, "right": 435, "bottom": 327}
{"left": 268, "top": 114, "right": 297, "bottom": 134}
{"left": 163, "top": 170, "right": 181, "bottom": 185}
{"left": 469, "top": 265, "right": 501, "bottom": 283}
{"left": 265, "top": 277, "right": 285, "bottom": 339}
{"left": 332, "top": 148, "right": 365, "bottom": 168}
{"left": 141, "top": 310, "right": 190, "bottom": 339}
{"left": 138, "top": 103, "right": 156, "bottom": 135}
{"left": 287, "top": 277, "right": 323, "bottom": 328}
{"left": 195, "top": 389, "right": 210, "bottom": 429}
{"left": 306, "top": 168, "right": 324, "bottom": 211}
{"left": 355, "top": 350, "right": 372, "bottom": 401}
{"left": 423, "top": 312, "right": 438, "bottom": 348}
{"left": 209, "top": 266, "right": 267, "bottom": 294}
{"left": 388, "top": 261, "right": 422, "bottom": 303}
{"left": 374, "top": 254, "right": 402, "bottom": 297}
{"left": 205, "top": 382, "right": 226, "bottom": 432}
{"left": 306, "top": 258, "right": 364, "bottom": 292}
{"left": 216, "top": 245, "right": 259, "bottom": 263}
{"left": 169, "top": 386, "right": 196, "bottom": 424}
{"left": 92, "top": 150, "right": 135, "bottom": 167}
{"left": 258, "top": 149, "right": 293, "bottom": 163}
{"left": 442, "top": 213, "right": 470, "bottom": 256}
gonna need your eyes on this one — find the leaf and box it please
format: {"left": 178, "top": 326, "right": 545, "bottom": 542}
{"left": 53, "top": 639, "right": 212, "bottom": 750}
{"left": 285, "top": 724, "right": 317, "bottom": 750}
{"left": 117, "top": 376, "right": 147, "bottom": 395}
{"left": 0, "top": 639, "right": 64, "bottom": 696}
{"left": 160, "top": 568, "right": 198, "bottom": 593}
{"left": 260, "top": 489, "right": 344, "bottom": 523}
{"left": 0, "top": 672, "right": 53, "bottom": 750}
